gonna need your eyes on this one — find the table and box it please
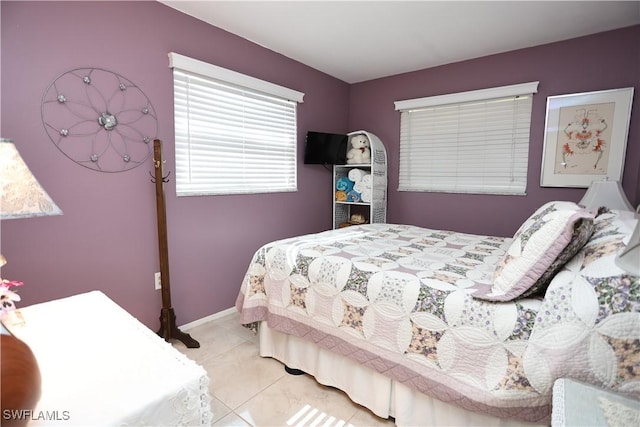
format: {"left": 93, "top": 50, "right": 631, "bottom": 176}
{"left": 4, "top": 291, "right": 213, "bottom": 426}
{"left": 552, "top": 378, "right": 640, "bottom": 426}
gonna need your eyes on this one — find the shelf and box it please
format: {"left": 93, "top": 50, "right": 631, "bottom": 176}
{"left": 335, "top": 164, "right": 371, "bottom": 168}
{"left": 335, "top": 201, "right": 370, "bottom": 206}
{"left": 332, "top": 131, "right": 387, "bottom": 229}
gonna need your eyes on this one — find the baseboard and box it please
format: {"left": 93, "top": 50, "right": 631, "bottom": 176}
{"left": 179, "top": 306, "right": 238, "bottom": 330}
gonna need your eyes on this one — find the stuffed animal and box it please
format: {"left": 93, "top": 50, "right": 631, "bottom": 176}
{"left": 346, "top": 134, "right": 371, "bottom": 164}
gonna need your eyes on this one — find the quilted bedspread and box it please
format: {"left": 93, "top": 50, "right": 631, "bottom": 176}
{"left": 236, "top": 211, "right": 640, "bottom": 423}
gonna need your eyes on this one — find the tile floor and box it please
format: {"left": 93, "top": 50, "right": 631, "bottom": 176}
{"left": 174, "top": 311, "right": 396, "bottom": 427}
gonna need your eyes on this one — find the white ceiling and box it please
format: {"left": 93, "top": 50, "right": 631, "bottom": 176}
{"left": 158, "top": 1, "right": 640, "bottom": 83}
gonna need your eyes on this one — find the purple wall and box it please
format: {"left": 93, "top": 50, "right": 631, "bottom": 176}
{"left": 0, "top": 1, "right": 348, "bottom": 328}
{"left": 349, "top": 25, "right": 640, "bottom": 237}
{"left": 1, "top": 2, "right": 638, "bottom": 329}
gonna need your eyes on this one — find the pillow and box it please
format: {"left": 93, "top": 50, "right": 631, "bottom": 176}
{"left": 472, "top": 201, "right": 594, "bottom": 301}
{"left": 517, "top": 216, "right": 594, "bottom": 299}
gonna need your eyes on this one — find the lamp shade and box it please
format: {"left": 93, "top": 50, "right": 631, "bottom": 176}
{"left": 616, "top": 220, "right": 640, "bottom": 276}
{"left": 0, "top": 138, "right": 62, "bottom": 219}
{"left": 579, "top": 178, "right": 634, "bottom": 212}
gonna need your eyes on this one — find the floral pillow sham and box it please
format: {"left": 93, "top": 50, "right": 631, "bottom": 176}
{"left": 518, "top": 216, "right": 594, "bottom": 299}
{"left": 473, "top": 201, "right": 594, "bottom": 302}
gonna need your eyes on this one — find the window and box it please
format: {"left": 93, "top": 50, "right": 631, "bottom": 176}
{"left": 169, "top": 52, "right": 304, "bottom": 196}
{"left": 395, "top": 82, "right": 538, "bottom": 195}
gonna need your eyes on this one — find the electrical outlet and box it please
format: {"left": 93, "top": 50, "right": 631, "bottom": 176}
{"left": 155, "top": 272, "right": 161, "bottom": 290}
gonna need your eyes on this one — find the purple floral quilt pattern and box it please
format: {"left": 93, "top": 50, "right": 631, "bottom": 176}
{"left": 236, "top": 213, "right": 639, "bottom": 423}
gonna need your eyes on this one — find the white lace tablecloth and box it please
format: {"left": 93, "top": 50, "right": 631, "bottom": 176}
{"left": 552, "top": 378, "right": 640, "bottom": 427}
{"left": 5, "top": 291, "right": 212, "bottom": 426}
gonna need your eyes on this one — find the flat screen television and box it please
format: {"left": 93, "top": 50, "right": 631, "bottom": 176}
{"left": 303, "top": 131, "right": 348, "bottom": 165}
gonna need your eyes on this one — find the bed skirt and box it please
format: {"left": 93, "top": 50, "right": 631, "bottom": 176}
{"left": 259, "top": 322, "right": 544, "bottom": 427}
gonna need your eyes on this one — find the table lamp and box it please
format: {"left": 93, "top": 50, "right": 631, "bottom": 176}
{"left": 1, "top": 137, "right": 62, "bottom": 426}
{"left": 579, "top": 177, "right": 634, "bottom": 211}
{"left": 616, "top": 219, "right": 640, "bottom": 276}
{"left": 578, "top": 177, "right": 638, "bottom": 276}
{"left": 1, "top": 137, "right": 62, "bottom": 316}
{"left": 0, "top": 138, "right": 62, "bottom": 219}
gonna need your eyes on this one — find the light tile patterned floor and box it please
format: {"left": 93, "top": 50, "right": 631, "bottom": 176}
{"left": 174, "top": 311, "right": 395, "bottom": 427}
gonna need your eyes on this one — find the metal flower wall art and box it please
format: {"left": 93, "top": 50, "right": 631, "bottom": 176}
{"left": 41, "top": 68, "right": 158, "bottom": 172}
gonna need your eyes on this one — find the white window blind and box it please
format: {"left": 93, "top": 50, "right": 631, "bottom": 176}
{"left": 395, "top": 82, "right": 538, "bottom": 195}
{"left": 169, "top": 52, "right": 304, "bottom": 196}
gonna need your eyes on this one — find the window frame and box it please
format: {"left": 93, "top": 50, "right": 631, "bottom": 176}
{"left": 169, "top": 52, "right": 305, "bottom": 197}
{"left": 394, "top": 81, "right": 539, "bottom": 196}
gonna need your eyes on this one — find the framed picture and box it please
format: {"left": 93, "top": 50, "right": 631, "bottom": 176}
{"left": 540, "top": 87, "right": 634, "bottom": 187}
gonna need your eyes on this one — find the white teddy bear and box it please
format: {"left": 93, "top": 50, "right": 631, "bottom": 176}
{"left": 346, "top": 134, "right": 371, "bottom": 164}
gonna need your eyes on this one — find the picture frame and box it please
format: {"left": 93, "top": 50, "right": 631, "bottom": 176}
{"left": 540, "top": 87, "right": 634, "bottom": 187}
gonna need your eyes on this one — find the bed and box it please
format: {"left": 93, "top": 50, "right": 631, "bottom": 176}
{"left": 235, "top": 201, "right": 640, "bottom": 426}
